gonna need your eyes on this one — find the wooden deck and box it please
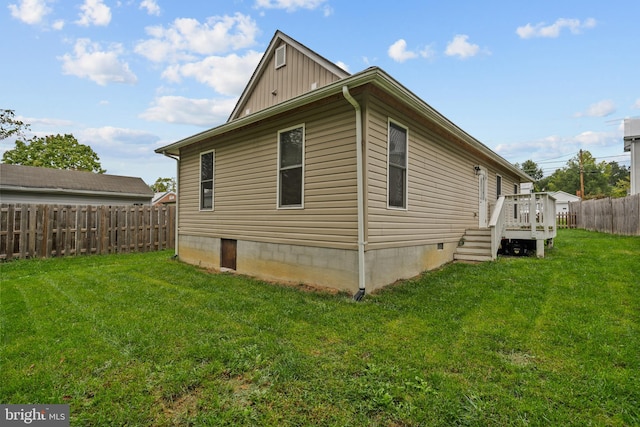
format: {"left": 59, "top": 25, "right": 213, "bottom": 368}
{"left": 489, "top": 193, "right": 557, "bottom": 259}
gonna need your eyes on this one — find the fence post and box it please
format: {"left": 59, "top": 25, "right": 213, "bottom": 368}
{"left": 6, "top": 205, "right": 15, "bottom": 261}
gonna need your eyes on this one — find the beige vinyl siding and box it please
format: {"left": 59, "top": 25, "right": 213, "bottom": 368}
{"left": 179, "top": 98, "right": 359, "bottom": 249}
{"left": 366, "top": 96, "right": 502, "bottom": 249}
{"left": 239, "top": 42, "right": 343, "bottom": 118}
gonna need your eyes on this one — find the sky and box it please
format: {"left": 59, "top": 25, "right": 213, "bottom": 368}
{"left": 1, "top": 0, "right": 639, "bottom": 185}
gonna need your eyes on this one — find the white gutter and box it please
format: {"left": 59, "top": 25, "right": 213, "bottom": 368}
{"left": 342, "top": 86, "right": 366, "bottom": 300}
{"left": 162, "top": 151, "right": 180, "bottom": 256}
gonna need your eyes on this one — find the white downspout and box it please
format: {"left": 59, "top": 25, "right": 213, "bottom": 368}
{"left": 162, "top": 151, "right": 180, "bottom": 256}
{"left": 342, "top": 86, "right": 366, "bottom": 300}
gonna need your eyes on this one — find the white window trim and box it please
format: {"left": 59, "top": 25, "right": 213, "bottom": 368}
{"left": 387, "top": 118, "right": 409, "bottom": 211}
{"left": 277, "top": 124, "right": 305, "bottom": 210}
{"left": 496, "top": 174, "right": 503, "bottom": 199}
{"left": 199, "top": 149, "right": 215, "bottom": 211}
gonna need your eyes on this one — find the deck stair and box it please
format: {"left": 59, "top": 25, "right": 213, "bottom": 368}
{"left": 454, "top": 229, "right": 493, "bottom": 262}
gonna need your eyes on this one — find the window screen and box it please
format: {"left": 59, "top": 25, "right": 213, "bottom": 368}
{"left": 200, "top": 151, "right": 214, "bottom": 210}
{"left": 278, "top": 126, "right": 304, "bottom": 207}
{"left": 388, "top": 122, "right": 407, "bottom": 208}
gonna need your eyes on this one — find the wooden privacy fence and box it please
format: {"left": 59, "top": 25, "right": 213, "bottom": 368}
{"left": 1, "top": 204, "right": 176, "bottom": 260}
{"left": 568, "top": 194, "right": 640, "bottom": 236}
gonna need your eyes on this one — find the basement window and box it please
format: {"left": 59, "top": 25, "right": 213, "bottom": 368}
{"left": 437, "top": 243, "right": 444, "bottom": 250}
{"left": 275, "top": 45, "right": 286, "bottom": 69}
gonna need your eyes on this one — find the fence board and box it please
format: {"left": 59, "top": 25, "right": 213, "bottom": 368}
{"left": 569, "top": 194, "right": 640, "bottom": 236}
{"left": 0, "top": 204, "right": 176, "bottom": 260}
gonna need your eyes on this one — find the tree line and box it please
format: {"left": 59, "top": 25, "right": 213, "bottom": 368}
{"left": 516, "top": 152, "right": 630, "bottom": 199}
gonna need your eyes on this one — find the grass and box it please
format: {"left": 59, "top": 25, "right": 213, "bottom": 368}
{"left": 1, "top": 229, "right": 639, "bottom": 426}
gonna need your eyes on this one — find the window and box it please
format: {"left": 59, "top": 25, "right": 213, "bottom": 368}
{"left": 496, "top": 175, "right": 502, "bottom": 199}
{"left": 200, "top": 150, "right": 214, "bottom": 210}
{"left": 388, "top": 121, "right": 408, "bottom": 209}
{"left": 278, "top": 125, "right": 304, "bottom": 208}
{"left": 275, "top": 45, "right": 286, "bottom": 69}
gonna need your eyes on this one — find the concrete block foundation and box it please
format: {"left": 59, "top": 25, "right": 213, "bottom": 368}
{"left": 177, "top": 234, "right": 456, "bottom": 294}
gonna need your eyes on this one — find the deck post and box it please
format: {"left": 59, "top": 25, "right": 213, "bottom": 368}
{"left": 536, "top": 239, "right": 544, "bottom": 257}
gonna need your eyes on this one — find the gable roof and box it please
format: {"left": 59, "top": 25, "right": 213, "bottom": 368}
{"left": 228, "top": 30, "right": 350, "bottom": 122}
{"left": 0, "top": 164, "right": 153, "bottom": 198}
{"left": 157, "top": 32, "right": 531, "bottom": 183}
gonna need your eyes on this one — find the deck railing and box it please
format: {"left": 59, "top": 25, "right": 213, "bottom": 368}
{"left": 489, "top": 193, "right": 557, "bottom": 259}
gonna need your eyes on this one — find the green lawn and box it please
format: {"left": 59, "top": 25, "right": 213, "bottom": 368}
{"left": 1, "top": 229, "right": 639, "bottom": 426}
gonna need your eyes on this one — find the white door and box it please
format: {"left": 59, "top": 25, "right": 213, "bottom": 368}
{"left": 478, "top": 168, "right": 488, "bottom": 228}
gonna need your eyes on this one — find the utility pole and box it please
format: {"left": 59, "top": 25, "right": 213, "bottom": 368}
{"left": 579, "top": 149, "right": 585, "bottom": 199}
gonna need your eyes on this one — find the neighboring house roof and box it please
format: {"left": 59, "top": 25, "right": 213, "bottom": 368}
{"left": 549, "top": 190, "right": 581, "bottom": 203}
{"left": 0, "top": 164, "right": 153, "bottom": 199}
{"left": 153, "top": 191, "right": 177, "bottom": 205}
{"left": 156, "top": 31, "right": 531, "bottom": 183}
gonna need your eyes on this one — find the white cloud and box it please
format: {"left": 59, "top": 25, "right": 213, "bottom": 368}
{"left": 140, "top": 96, "right": 237, "bottom": 126}
{"left": 388, "top": 39, "right": 435, "bottom": 63}
{"left": 445, "top": 34, "right": 480, "bottom": 59}
{"left": 420, "top": 44, "right": 436, "bottom": 60}
{"left": 254, "top": 0, "right": 327, "bottom": 12}
{"left": 388, "top": 39, "right": 417, "bottom": 62}
{"left": 574, "top": 130, "right": 612, "bottom": 146}
{"left": 335, "top": 61, "right": 349, "bottom": 72}
{"left": 8, "top": 0, "right": 51, "bottom": 25}
{"left": 516, "top": 18, "right": 596, "bottom": 39}
{"left": 59, "top": 39, "right": 137, "bottom": 86}
{"left": 78, "top": 126, "right": 159, "bottom": 148}
{"left": 52, "top": 19, "right": 64, "bottom": 30}
{"left": 140, "top": 0, "right": 160, "bottom": 16}
{"left": 574, "top": 99, "right": 616, "bottom": 118}
{"left": 494, "top": 130, "right": 618, "bottom": 164}
{"left": 632, "top": 98, "right": 640, "bottom": 109}
{"left": 161, "top": 51, "right": 263, "bottom": 96}
{"left": 76, "top": 0, "right": 111, "bottom": 27}
{"left": 18, "top": 116, "right": 74, "bottom": 127}
{"left": 135, "top": 13, "right": 259, "bottom": 63}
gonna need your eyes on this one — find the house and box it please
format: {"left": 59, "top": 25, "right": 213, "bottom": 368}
{"left": 520, "top": 182, "right": 533, "bottom": 194}
{"left": 153, "top": 191, "right": 177, "bottom": 206}
{"left": 549, "top": 190, "right": 581, "bottom": 214}
{"left": 0, "top": 164, "right": 153, "bottom": 205}
{"left": 156, "top": 31, "right": 552, "bottom": 297}
{"left": 624, "top": 118, "right": 640, "bottom": 195}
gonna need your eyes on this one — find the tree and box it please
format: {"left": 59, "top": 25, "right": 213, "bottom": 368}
{"left": 2, "top": 134, "right": 106, "bottom": 173}
{"left": 611, "top": 176, "right": 630, "bottom": 198}
{"left": 535, "top": 151, "right": 628, "bottom": 198}
{"left": 517, "top": 159, "right": 544, "bottom": 181}
{"left": 605, "top": 161, "right": 630, "bottom": 188}
{"left": 1, "top": 109, "right": 30, "bottom": 140}
{"left": 150, "top": 177, "right": 176, "bottom": 192}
